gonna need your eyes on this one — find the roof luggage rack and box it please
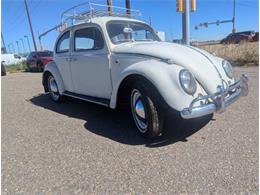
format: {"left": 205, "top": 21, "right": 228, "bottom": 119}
{"left": 61, "top": 2, "right": 142, "bottom": 26}
{"left": 38, "top": 2, "right": 142, "bottom": 49}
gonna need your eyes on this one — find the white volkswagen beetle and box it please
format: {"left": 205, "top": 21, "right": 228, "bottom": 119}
{"left": 42, "top": 6, "right": 248, "bottom": 138}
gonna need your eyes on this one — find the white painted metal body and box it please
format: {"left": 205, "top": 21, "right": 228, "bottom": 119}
{"left": 44, "top": 16, "right": 236, "bottom": 112}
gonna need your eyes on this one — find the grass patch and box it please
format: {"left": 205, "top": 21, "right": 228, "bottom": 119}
{"left": 4, "top": 61, "right": 27, "bottom": 73}
{"left": 199, "top": 42, "right": 259, "bottom": 66}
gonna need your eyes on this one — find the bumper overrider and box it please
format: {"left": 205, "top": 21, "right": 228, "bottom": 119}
{"left": 181, "top": 74, "right": 248, "bottom": 119}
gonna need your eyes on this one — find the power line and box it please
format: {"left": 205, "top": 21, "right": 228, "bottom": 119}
{"left": 31, "top": 0, "right": 43, "bottom": 15}
{"left": 3, "top": 0, "right": 43, "bottom": 34}
{"left": 237, "top": 2, "right": 258, "bottom": 8}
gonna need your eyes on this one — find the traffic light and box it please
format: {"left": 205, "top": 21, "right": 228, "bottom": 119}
{"left": 176, "top": 0, "right": 185, "bottom": 12}
{"left": 191, "top": 0, "right": 196, "bottom": 12}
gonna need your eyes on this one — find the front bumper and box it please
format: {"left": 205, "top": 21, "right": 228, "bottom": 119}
{"left": 181, "top": 74, "right": 248, "bottom": 119}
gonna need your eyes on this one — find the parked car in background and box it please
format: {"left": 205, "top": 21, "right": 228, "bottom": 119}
{"left": 26, "top": 50, "right": 53, "bottom": 72}
{"left": 1, "top": 61, "right": 6, "bottom": 76}
{"left": 42, "top": 3, "right": 249, "bottom": 139}
{"left": 220, "top": 31, "right": 255, "bottom": 44}
{"left": 1, "top": 54, "right": 26, "bottom": 66}
{"left": 253, "top": 32, "right": 259, "bottom": 42}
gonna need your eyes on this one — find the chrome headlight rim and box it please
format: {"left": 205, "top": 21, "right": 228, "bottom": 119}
{"left": 222, "top": 60, "right": 233, "bottom": 79}
{"left": 179, "top": 69, "right": 197, "bottom": 95}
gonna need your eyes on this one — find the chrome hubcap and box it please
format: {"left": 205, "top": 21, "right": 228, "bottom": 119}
{"left": 131, "top": 89, "right": 147, "bottom": 132}
{"left": 48, "top": 76, "right": 59, "bottom": 101}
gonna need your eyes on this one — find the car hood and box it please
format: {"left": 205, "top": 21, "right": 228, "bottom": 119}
{"left": 113, "top": 41, "right": 228, "bottom": 94}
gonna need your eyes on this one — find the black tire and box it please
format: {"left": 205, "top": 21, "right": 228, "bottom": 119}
{"left": 26, "top": 63, "right": 32, "bottom": 72}
{"left": 44, "top": 72, "right": 64, "bottom": 102}
{"left": 37, "top": 63, "right": 43, "bottom": 72}
{"left": 130, "top": 81, "right": 165, "bottom": 139}
{"left": 1, "top": 64, "right": 6, "bottom": 76}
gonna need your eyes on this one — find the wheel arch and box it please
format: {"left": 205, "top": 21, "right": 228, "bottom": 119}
{"left": 42, "top": 61, "right": 65, "bottom": 93}
{"left": 109, "top": 61, "right": 179, "bottom": 109}
{"left": 113, "top": 73, "right": 162, "bottom": 108}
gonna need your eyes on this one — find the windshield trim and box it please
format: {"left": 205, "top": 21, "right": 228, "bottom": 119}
{"left": 106, "top": 20, "right": 161, "bottom": 45}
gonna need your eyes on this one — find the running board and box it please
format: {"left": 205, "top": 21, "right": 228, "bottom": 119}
{"left": 63, "top": 91, "right": 110, "bottom": 107}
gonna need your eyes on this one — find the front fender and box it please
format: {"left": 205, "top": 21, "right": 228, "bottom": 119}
{"left": 110, "top": 60, "right": 206, "bottom": 111}
{"left": 43, "top": 61, "right": 65, "bottom": 93}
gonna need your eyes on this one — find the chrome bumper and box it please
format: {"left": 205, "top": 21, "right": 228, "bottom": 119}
{"left": 181, "top": 74, "right": 248, "bottom": 119}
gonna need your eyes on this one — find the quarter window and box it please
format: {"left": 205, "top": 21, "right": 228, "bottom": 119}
{"left": 56, "top": 31, "right": 70, "bottom": 53}
{"left": 74, "top": 27, "right": 104, "bottom": 51}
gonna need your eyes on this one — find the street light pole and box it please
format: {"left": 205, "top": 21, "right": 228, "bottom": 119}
{"left": 10, "top": 43, "right": 15, "bottom": 53}
{"left": 24, "top": 35, "right": 31, "bottom": 52}
{"left": 1, "top": 32, "right": 7, "bottom": 53}
{"left": 16, "top": 41, "right": 20, "bottom": 54}
{"left": 7, "top": 44, "right": 11, "bottom": 53}
{"left": 20, "top": 38, "right": 26, "bottom": 54}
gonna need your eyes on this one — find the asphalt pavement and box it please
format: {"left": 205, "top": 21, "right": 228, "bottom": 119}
{"left": 1, "top": 67, "right": 259, "bottom": 194}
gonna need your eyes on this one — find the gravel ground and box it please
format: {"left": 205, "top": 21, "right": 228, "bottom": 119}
{"left": 2, "top": 67, "right": 258, "bottom": 194}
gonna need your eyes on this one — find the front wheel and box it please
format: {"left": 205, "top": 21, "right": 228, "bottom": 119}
{"left": 130, "top": 82, "right": 164, "bottom": 139}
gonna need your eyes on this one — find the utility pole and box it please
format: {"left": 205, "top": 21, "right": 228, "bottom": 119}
{"left": 182, "top": 0, "right": 190, "bottom": 45}
{"left": 20, "top": 38, "right": 26, "bottom": 54}
{"left": 232, "top": 0, "right": 236, "bottom": 33}
{"left": 24, "top": 35, "right": 31, "bottom": 52}
{"left": 176, "top": 0, "right": 196, "bottom": 45}
{"left": 126, "top": 0, "right": 131, "bottom": 16}
{"left": 1, "top": 32, "right": 7, "bottom": 53}
{"left": 16, "top": 41, "right": 20, "bottom": 54}
{"left": 24, "top": 0, "right": 37, "bottom": 52}
{"left": 107, "top": 0, "right": 112, "bottom": 15}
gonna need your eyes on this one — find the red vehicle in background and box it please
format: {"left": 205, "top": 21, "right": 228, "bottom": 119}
{"left": 253, "top": 32, "right": 259, "bottom": 42}
{"left": 26, "top": 50, "right": 53, "bottom": 72}
{"left": 220, "top": 31, "right": 255, "bottom": 44}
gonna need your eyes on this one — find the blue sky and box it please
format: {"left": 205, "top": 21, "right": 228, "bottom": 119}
{"left": 1, "top": 0, "right": 259, "bottom": 52}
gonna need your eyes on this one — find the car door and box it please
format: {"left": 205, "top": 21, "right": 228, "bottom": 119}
{"left": 70, "top": 25, "right": 112, "bottom": 99}
{"left": 55, "top": 30, "right": 74, "bottom": 92}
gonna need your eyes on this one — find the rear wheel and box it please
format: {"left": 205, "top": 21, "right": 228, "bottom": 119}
{"left": 130, "top": 81, "right": 164, "bottom": 139}
{"left": 46, "top": 73, "right": 64, "bottom": 102}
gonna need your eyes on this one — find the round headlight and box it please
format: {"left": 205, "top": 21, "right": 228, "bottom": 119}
{"left": 222, "top": 60, "right": 233, "bottom": 78}
{"left": 179, "top": 69, "right": 197, "bottom": 95}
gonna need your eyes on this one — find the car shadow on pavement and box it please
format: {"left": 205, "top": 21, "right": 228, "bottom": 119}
{"left": 30, "top": 94, "right": 213, "bottom": 148}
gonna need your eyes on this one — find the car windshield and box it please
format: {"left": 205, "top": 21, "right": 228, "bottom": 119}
{"left": 107, "top": 21, "right": 161, "bottom": 44}
{"left": 38, "top": 51, "right": 53, "bottom": 57}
